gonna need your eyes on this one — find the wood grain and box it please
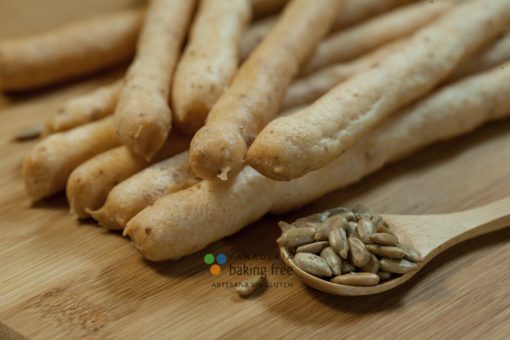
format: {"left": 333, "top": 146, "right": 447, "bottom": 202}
{"left": 1, "top": 1, "right": 509, "bottom": 339}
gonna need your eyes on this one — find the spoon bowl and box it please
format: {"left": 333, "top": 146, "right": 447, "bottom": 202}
{"left": 280, "top": 196, "right": 510, "bottom": 296}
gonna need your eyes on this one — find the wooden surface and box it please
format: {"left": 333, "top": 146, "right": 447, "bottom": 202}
{"left": 1, "top": 2, "right": 510, "bottom": 339}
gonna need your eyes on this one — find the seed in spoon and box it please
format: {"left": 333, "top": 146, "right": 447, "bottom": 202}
{"left": 331, "top": 272, "right": 380, "bottom": 286}
{"left": 328, "top": 226, "right": 349, "bottom": 259}
{"left": 320, "top": 246, "right": 342, "bottom": 276}
{"left": 370, "top": 232, "right": 399, "bottom": 246}
{"left": 360, "top": 253, "right": 380, "bottom": 273}
{"left": 348, "top": 237, "right": 371, "bottom": 267}
{"left": 399, "top": 244, "right": 424, "bottom": 262}
{"left": 277, "top": 227, "right": 316, "bottom": 247}
{"left": 293, "top": 253, "right": 332, "bottom": 277}
{"left": 365, "top": 245, "right": 405, "bottom": 259}
{"left": 357, "top": 217, "right": 376, "bottom": 243}
{"left": 327, "top": 207, "right": 356, "bottom": 221}
{"left": 380, "top": 258, "right": 418, "bottom": 274}
{"left": 341, "top": 261, "right": 356, "bottom": 274}
{"left": 296, "top": 241, "right": 329, "bottom": 254}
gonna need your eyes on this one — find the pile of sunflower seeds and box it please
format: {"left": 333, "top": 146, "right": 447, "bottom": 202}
{"left": 277, "top": 205, "right": 423, "bottom": 287}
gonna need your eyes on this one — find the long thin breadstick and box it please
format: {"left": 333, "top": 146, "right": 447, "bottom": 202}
{"left": 240, "top": 0, "right": 416, "bottom": 61}
{"left": 248, "top": 0, "right": 510, "bottom": 181}
{"left": 282, "top": 39, "right": 406, "bottom": 110}
{"left": 250, "top": 0, "right": 287, "bottom": 19}
{"left": 66, "top": 133, "right": 190, "bottom": 218}
{"left": 0, "top": 9, "right": 143, "bottom": 92}
{"left": 22, "top": 116, "right": 119, "bottom": 203}
{"left": 46, "top": 79, "right": 123, "bottom": 134}
{"left": 90, "top": 151, "right": 199, "bottom": 229}
{"left": 189, "top": 0, "right": 342, "bottom": 181}
{"left": 447, "top": 31, "right": 510, "bottom": 81}
{"left": 124, "top": 61, "right": 510, "bottom": 261}
{"left": 302, "top": 1, "right": 453, "bottom": 75}
{"left": 172, "top": 0, "right": 251, "bottom": 135}
{"left": 114, "top": 0, "right": 194, "bottom": 160}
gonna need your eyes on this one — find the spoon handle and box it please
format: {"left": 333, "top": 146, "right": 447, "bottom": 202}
{"left": 455, "top": 195, "right": 510, "bottom": 237}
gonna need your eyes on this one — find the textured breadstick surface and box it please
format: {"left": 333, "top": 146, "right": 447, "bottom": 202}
{"left": 46, "top": 79, "right": 122, "bottom": 134}
{"left": 240, "top": 0, "right": 415, "bottom": 61}
{"left": 172, "top": 0, "right": 251, "bottom": 134}
{"left": 67, "top": 132, "right": 190, "bottom": 218}
{"left": 90, "top": 151, "right": 200, "bottom": 229}
{"left": 0, "top": 9, "right": 142, "bottom": 92}
{"left": 125, "top": 61, "right": 510, "bottom": 261}
{"left": 22, "top": 117, "right": 120, "bottom": 203}
{"left": 302, "top": 1, "right": 452, "bottom": 75}
{"left": 115, "top": 0, "right": 194, "bottom": 160}
{"left": 189, "top": 0, "right": 342, "bottom": 181}
{"left": 248, "top": 0, "right": 510, "bottom": 181}
{"left": 282, "top": 39, "right": 405, "bottom": 110}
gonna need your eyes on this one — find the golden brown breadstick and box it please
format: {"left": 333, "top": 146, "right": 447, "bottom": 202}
{"left": 66, "top": 132, "right": 190, "bottom": 218}
{"left": 22, "top": 116, "right": 119, "bottom": 203}
{"left": 189, "top": 0, "right": 342, "bottom": 181}
{"left": 46, "top": 79, "right": 122, "bottom": 134}
{"left": 250, "top": 0, "right": 287, "bottom": 18}
{"left": 172, "top": 0, "right": 251, "bottom": 134}
{"left": 90, "top": 151, "right": 200, "bottom": 229}
{"left": 0, "top": 9, "right": 142, "bottom": 92}
{"left": 125, "top": 61, "right": 510, "bottom": 261}
{"left": 302, "top": 1, "right": 452, "bottom": 75}
{"left": 282, "top": 39, "right": 405, "bottom": 110}
{"left": 248, "top": 0, "right": 510, "bottom": 181}
{"left": 114, "top": 0, "right": 194, "bottom": 160}
{"left": 240, "top": 0, "right": 415, "bottom": 60}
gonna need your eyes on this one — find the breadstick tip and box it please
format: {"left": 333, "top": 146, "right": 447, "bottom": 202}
{"left": 189, "top": 126, "right": 246, "bottom": 181}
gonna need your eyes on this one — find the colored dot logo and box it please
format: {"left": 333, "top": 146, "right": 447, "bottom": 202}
{"left": 204, "top": 253, "right": 227, "bottom": 275}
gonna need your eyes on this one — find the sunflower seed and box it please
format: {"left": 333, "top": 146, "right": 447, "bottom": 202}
{"left": 360, "top": 253, "right": 380, "bottom": 273}
{"left": 380, "top": 258, "right": 418, "bottom": 274}
{"left": 377, "top": 271, "right": 392, "bottom": 281}
{"left": 331, "top": 273, "right": 380, "bottom": 286}
{"left": 348, "top": 237, "right": 371, "bottom": 267}
{"left": 293, "top": 212, "right": 329, "bottom": 227}
{"left": 370, "top": 232, "right": 399, "bottom": 246}
{"left": 320, "top": 247, "right": 342, "bottom": 276}
{"left": 341, "top": 261, "right": 356, "bottom": 274}
{"left": 278, "top": 221, "right": 294, "bottom": 233}
{"left": 327, "top": 207, "right": 356, "bottom": 221}
{"left": 235, "top": 275, "right": 267, "bottom": 298}
{"left": 357, "top": 218, "right": 376, "bottom": 243}
{"left": 277, "top": 227, "right": 315, "bottom": 247}
{"left": 365, "top": 245, "right": 405, "bottom": 259}
{"left": 399, "top": 244, "right": 424, "bottom": 262}
{"left": 296, "top": 241, "right": 329, "bottom": 254}
{"left": 353, "top": 204, "right": 371, "bottom": 220}
{"left": 293, "top": 253, "right": 332, "bottom": 277}
{"left": 328, "top": 226, "right": 349, "bottom": 259}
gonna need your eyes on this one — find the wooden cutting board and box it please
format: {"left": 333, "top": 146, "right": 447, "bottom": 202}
{"left": 1, "top": 1, "right": 509, "bottom": 339}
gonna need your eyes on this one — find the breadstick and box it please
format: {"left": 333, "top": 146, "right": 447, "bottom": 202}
{"left": 189, "top": 0, "right": 342, "bottom": 181}
{"left": 125, "top": 61, "right": 510, "bottom": 261}
{"left": 22, "top": 117, "right": 119, "bottom": 203}
{"left": 240, "top": 0, "right": 415, "bottom": 60}
{"left": 114, "top": 0, "right": 194, "bottom": 160}
{"left": 46, "top": 80, "right": 122, "bottom": 134}
{"left": 172, "top": 0, "right": 251, "bottom": 134}
{"left": 302, "top": 1, "right": 453, "bottom": 75}
{"left": 0, "top": 9, "right": 142, "bottom": 92}
{"left": 66, "top": 132, "right": 190, "bottom": 218}
{"left": 282, "top": 39, "right": 405, "bottom": 110}
{"left": 248, "top": 0, "right": 510, "bottom": 181}
{"left": 250, "top": 0, "right": 287, "bottom": 19}
{"left": 90, "top": 151, "right": 199, "bottom": 229}
{"left": 448, "top": 31, "right": 510, "bottom": 81}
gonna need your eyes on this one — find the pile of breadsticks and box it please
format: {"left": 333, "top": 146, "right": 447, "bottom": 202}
{"left": 6, "top": 0, "right": 510, "bottom": 261}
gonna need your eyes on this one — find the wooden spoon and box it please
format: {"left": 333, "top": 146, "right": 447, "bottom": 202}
{"left": 280, "top": 196, "right": 510, "bottom": 296}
